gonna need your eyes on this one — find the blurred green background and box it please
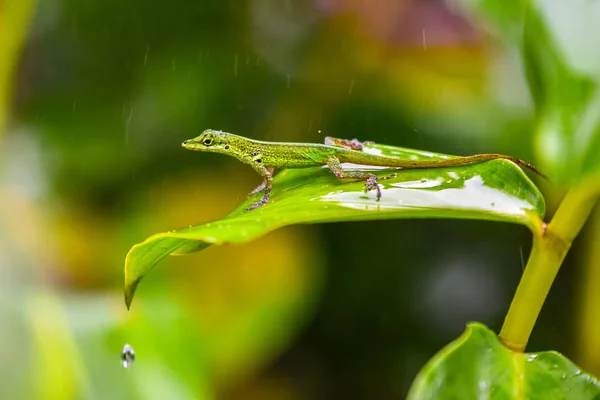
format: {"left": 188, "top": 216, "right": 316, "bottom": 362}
{"left": 1, "top": 0, "right": 599, "bottom": 399}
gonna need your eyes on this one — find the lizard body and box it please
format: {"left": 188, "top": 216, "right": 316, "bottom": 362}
{"left": 182, "top": 129, "right": 546, "bottom": 210}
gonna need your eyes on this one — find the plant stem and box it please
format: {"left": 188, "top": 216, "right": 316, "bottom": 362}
{"left": 500, "top": 184, "right": 598, "bottom": 352}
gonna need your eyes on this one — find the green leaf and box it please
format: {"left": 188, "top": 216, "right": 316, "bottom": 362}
{"left": 408, "top": 322, "right": 600, "bottom": 399}
{"left": 455, "top": 0, "right": 527, "bottom": 41}
{"left": 521, "top": 4, "right": 592, "bottom": 112}
{"left": 521, "top": 3, "right": 600, "bottom": 185}
{"left": 124, "top": 142, "right": 545, "bottom": 308}
{"left": 457, "top": 0, "right": 600, "bottom": 186}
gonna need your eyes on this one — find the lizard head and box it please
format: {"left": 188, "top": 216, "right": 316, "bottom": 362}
{"left": 182, "top": 129, "right": 232, "bottom": 153}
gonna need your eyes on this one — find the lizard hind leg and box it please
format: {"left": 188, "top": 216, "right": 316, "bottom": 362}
{"left": 324, "top": 136, "right": 373, "bottom": 151}
{"left": 326, "top": 156, "right": 395, "bottom": 201}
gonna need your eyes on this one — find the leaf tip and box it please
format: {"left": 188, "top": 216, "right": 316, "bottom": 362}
{"left": 124, "top": 287, "right": 133, "bottom": 310}
{"left": 124, "top": 274, "right": 140, "bottom": 310}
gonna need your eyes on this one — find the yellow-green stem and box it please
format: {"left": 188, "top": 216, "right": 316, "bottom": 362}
{"left": 500, "top": 184, "right": 598, "bottom": 352}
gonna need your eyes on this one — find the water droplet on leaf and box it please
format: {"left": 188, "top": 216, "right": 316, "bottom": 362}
{"left": 121, "top": 344, "right": 135, "bottom": 368}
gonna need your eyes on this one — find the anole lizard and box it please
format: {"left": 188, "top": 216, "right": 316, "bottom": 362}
{"left": 182, "top": 129, "right": 546, "bottom": 210}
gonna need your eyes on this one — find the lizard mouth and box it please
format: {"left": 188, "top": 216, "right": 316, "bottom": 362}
{"left": 181, "top": 140, "right": 199, "bottom": 150}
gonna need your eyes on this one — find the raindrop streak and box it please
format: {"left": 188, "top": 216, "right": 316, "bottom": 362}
{"left": 121, "top": 344, "right": 135, "bottom": 368}
{"left": 144, "top": 45, "right": 149, "bottom": 66}
{"left": 519, "top": 246, "right": 525, "bottom": 271}
{"left": 125, "top": 107, "right": 133, "bottom": 145}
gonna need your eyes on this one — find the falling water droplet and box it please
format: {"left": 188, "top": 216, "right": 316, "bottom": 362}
{"left": 121, "top": 344, "right": 135, "bottom": 368}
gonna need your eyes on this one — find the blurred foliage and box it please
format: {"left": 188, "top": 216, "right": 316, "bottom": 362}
{"left": 577, "top": 208, "right": 600, "bottom": 377}
{"left": 2, "top": 0, "right": 600, "bottom": 399}
{"left": 522, "top": 3, "right": 600, "bottom": 186}
{"left": 458, "top": 0, "right": 600, "bottom": 186}
{"left": 0, "top": 0, "right": 37, "bottom": 134}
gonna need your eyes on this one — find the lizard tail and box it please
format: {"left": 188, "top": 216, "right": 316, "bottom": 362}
{"left": 480, "top": 154, "right": 548, "bottom": 180}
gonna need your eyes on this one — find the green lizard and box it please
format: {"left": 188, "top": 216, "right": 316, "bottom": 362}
{"left": 182, "top": 129, "right": 546, "bottom": 210}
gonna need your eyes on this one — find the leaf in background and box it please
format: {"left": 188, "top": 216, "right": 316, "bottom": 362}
{"left": 0, "top": 0, "right": 37, "bottom": 135}
{"left": 408, "top": 323, "right": 600, "bottom": 399}
{"left": 455, "top": 0, "right": 527, "bottom": 41}
{"left": 71, "top": 293, "right": 214, "bottom": 400}
{"left": 459, "top": 0, "right": 600, "bottom": 186}
{"left": 576, "top": 209, "right": 600, "bottom": 379}
{"left": 28, "top": 291, "right": 83, "bottom": 400}
{"left": 124, "top": 142, "right": 545, "bottom": 308}
{"left": 170, "top": 225, "right": 324, "bottom": 383}
{"left": 521, "top": 3, "right": 600, "bottom": 185}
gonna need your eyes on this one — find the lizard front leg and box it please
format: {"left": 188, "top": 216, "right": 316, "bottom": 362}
{"left": 248, "top": 167, "right": 274, "bottom": 196}
{"left": 326, "top": 156, "right": 396, "bottom": 200}
{"left": 246, "top": 162, "right": 274, "bottom": 210}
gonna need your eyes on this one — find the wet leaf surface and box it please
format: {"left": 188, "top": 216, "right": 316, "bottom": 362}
{"left": 124, "top": 142, "right": 545, "bottom": 308}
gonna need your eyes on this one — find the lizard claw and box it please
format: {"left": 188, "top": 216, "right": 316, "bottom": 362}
{"left": 246, "top": 192, "right": 270, "bottom": 210}
{"left": 364, "top": 175, "right": 382, "bottom": 201}
{"left": 363, "top": 172, "right": 396, "bottom": 201}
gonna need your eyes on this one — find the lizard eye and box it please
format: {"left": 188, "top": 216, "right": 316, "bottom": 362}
{"left": 203, "top": 138, "right": 213, "bottom": 146}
